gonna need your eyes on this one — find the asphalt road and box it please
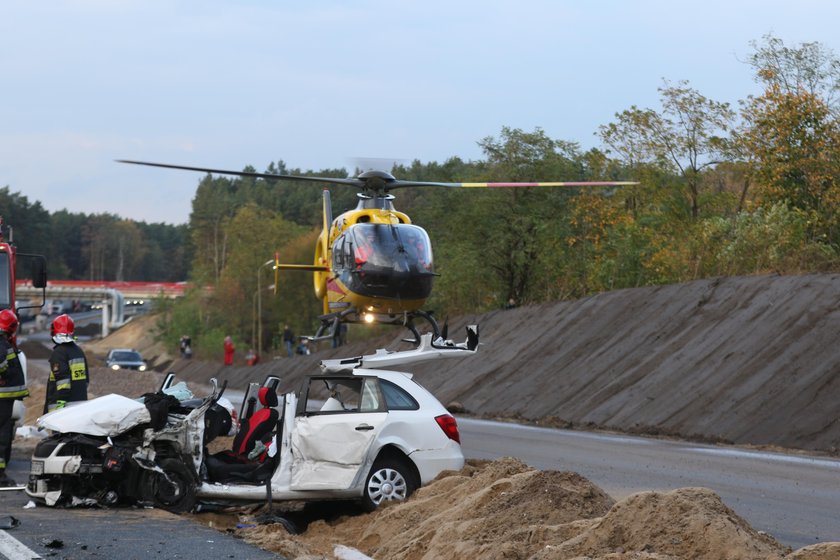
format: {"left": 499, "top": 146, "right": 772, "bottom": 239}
{"left": 458, "top": 417, "right": 840, "bottom": 550}
{"left": 0, "top": 456, "right": 284, "bottom": 560}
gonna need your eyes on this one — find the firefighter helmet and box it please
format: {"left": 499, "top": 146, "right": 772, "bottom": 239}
{"left": 51, "top": 314, "right": 75, "bottom": 343}
{"left": 0, "top": 309, "right": 17, "bottom": 335}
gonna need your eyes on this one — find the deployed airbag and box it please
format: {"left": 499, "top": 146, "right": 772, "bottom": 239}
{"left": 37, "top": 394, "right": 152, "bottom": 436}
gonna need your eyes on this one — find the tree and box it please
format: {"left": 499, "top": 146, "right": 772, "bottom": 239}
{"left": 111, "top": 220, "right": 145, "bottom": 281}
{"left": 137, "top": 222, "right": 191, "bottom": 281}
{"left": 189, "top": 175, "right": 238, "bottom": 284}
{"left": 268, "top": 229, "right": 323, "bottom": 341}
{"left": 473, "top": 128, "right": 592, "bottom": 305}
{"left": 741, "top": 36, "right": 840, "bottom": 246}
{"left": 0, "top": 187, "right": 51, "bottom": 253}
{"left": 215, "top": 204, "right": 309, "bottom": 347}
{"left": 49, "top": 210, "right": 89, "bottom": 278}
{"left": 599, "top": 80, "right": 735, "bottom": 219}
{"left": 748, "top": 33, "right": 840, "bottom": 110}
{"left": 81, "top": 214, "right": 119, "bottom": 281}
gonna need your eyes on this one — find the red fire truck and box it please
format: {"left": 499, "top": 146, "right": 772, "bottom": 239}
{"left": 0, "top": 219, "right": 47, "bottom": 315}
{"left": 0, "top": 218, "right": 47, "bottom": 424}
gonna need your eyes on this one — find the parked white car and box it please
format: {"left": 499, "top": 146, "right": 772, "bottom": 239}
{"left": 26, "top": 327, "right": 478, "bottom": 512}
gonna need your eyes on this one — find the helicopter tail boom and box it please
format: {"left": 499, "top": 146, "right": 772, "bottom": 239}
{"left": 275, "top": 264, "right": 329, "bottom": 272}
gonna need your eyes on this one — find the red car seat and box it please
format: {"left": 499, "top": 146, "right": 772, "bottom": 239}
{"left": 205, "top": 387, "right": 280, "bottom": 484}
{"left": 231, "top": 387, "right": 279, "bottom": 462}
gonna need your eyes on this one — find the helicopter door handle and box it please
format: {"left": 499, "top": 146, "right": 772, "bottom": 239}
{"left": 355, "top": 424, "right": 374, "bottom": 431}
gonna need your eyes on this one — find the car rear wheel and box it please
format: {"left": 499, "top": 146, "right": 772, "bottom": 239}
{"left": 361, "top": 456, "right": 417, "bottom": 511}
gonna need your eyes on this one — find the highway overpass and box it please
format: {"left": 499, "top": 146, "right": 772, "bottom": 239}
{"left": 16, "top": 280, "right": 188, "bottom": 336}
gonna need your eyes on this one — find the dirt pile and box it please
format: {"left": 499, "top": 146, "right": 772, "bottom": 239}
{"left": 236, "top": 457, "right": 840, "bottom": 560}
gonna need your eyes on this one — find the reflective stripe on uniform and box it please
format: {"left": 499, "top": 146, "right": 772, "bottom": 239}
{"left": 0, "top": 387, "right": 29, "bottom": 399}
{"left": 69, "top": 358, "right": 87, "bottom": 381}
{"left": 0, "top": 349, "right": 15, "bottom": 375}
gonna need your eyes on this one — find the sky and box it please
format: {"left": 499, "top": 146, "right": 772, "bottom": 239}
{"left": 2, "top": 1, "right": 840, "bottom": 225}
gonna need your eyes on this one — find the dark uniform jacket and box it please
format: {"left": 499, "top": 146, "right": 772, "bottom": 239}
{"left": 46, "top": 342, "right": 89, "bottom": 412}
{"left": 0, "top": 337, "right": 28, "bottom": 400}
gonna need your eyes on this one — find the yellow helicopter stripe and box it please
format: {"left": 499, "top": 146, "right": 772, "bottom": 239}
{"left": 457, "top": 181, "right": 639, "bottom": 188}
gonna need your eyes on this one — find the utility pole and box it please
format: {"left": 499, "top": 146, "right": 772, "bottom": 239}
{"left": 256, "top": 259, "right": 274, "bottom": 357}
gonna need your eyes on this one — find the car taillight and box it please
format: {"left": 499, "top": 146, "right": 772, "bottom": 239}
{"left": 435, "top": 414, "right": 460, "bottom": 444}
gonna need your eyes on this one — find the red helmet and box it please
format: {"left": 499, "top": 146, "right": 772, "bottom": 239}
{"left": 51, "top": 314, "right": 75, "bottom": 337}
{"left": 0, "top": 310, "right": 17, "bottom": 335}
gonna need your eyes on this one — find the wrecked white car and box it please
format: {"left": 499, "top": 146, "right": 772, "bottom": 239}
{"left": 26, "top": 327, "right": 477, "bottom": 513}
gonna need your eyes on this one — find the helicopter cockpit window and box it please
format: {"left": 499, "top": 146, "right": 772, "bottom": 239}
{"left": 398, "top": 225, "right": 433, "bottom": 272}
{"left": 349, "top": 224, "right": 433, "bottom": 272}
{"left": 350, "top": 225, "right": 381, "bottom": 268}
{"left": 333, "top": 235, "right": 347, "bottom": 269}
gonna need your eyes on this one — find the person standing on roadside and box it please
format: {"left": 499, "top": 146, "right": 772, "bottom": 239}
{"left": 0, "top": 309, "right": 28, "bottom": 487}
{"left": 45, "top": 314, "right": 89, "bottom": 413}
{"left": 179, "top": 334, "right": 192, "bottom": 359}
{"left": 223, "top": 336, "right": 235, "bottom": 366}
{"left": 282, "top": 325, "right": 295, "bottom": 358}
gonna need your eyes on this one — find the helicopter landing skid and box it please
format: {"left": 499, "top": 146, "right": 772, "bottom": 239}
{"left": 308, "top": 309, "right": 356, "bottom": 342}
{"left": 400, "top": 310, "right": 441, "bottom": 346}
{"left": 308, "top": 308, "right": 442, "bottom": 347}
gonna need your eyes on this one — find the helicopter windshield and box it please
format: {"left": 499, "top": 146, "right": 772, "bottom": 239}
{"left": 346, "top": 223, "right": 433, "bottom": 273}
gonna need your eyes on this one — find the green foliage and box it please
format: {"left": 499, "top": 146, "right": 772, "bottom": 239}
{"left": 154, "top": 292, "right": 205, "bottom": 356}
{"left": 748, "top": 33, "right": 840, "bottom": 105}
{"left": 599, "top": 80, "right": 735, "bottom": 219}
{"left": 0, "top": 189, "right": 189, "bottom": 282}
{"left": 137, "top": 221, "right": 191, "bottom": 281}
{"left": 267, "top": 228, "right": 323, "bottom": 339}
{"left": 700, "top": 204, "right": 839, "bottom": 275}
{"left": 0, "top": 188, "right": 51, "bottom": 253}
{"left": 740, "top": 35, "right": 840, "bottom": 248}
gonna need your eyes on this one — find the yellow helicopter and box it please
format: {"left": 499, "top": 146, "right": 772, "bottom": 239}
{"left": 118, "top": 159, "right": 636, "bottom": 343}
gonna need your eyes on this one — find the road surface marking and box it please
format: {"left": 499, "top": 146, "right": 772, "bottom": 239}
{"left": 0, "top": 530, "right": 41, "bottom": 559}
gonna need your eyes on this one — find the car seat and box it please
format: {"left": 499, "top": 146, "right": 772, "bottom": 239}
{"left": 205, "top": 387, "right": 280, "bottom": 483}
{"left": 231, "top": 387, "right": 279, "bottom": 461}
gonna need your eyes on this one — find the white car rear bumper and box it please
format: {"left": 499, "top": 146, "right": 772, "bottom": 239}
{"left": 409, "top": 445, "right": 464, "bottom": 485}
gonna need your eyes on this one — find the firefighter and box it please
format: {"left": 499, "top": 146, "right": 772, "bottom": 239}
{"left": 0, "top": 309, "right": 28, "bottom": 486}
{"left": 45, "top": 314, "right": 90, "bottom": 413}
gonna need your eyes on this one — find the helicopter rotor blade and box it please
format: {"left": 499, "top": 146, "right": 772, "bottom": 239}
{"left": 116, "top": 159, "right": 364, "bottom": 188}
{"left": 117, "top": 159, "right": 638, "bottom": 193}
{"left": 386, "top": 180, "right": 639, "bottom": 189}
